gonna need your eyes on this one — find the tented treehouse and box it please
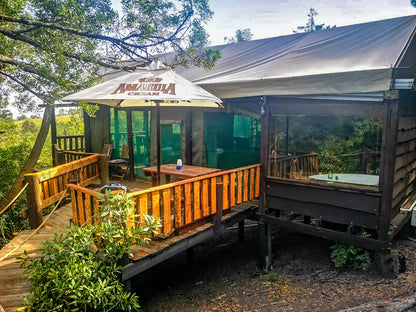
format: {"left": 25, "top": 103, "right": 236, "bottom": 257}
{"left": 63, "top": 15, "right": 416, "bottom": 260}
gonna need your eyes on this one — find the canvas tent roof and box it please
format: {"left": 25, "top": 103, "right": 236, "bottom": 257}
{"left": 104, "top": 15, "right": 416, "bottom": 99}
{"left": 171, "top": 15, "right": 416, "bottom": 98}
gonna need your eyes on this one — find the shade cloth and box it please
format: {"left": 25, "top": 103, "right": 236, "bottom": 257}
{"left": 168, "top": 15, "right": 416, "bottom": 98}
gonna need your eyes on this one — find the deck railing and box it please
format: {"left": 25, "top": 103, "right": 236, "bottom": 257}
{"left": 68, "top": 164, "right": 261, "bottom": 237}
{"left": 24, "top": 153, "right": 109, "bottom": 228}
{"left": 57, "top": 135, "right": 85, "bottom": 152}
{"left": 269, "top": 152, "right": 319, "bottom": 179}
{"left": 54, "top": 146, "right": 96, "bottom": 165}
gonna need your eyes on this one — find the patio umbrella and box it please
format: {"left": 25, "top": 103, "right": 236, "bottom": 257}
{"left": 62, "top": 60, "right": 223, "bottom": 185}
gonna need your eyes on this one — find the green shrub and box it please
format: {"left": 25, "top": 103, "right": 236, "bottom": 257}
{"left": 19, "top": 191, "right": 160, "bottom": 311}
{"left": 330, "top": 231, "right": 372, "bottom": 271}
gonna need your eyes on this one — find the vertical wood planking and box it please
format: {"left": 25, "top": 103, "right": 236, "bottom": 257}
{"left": 237, "top": 171, "right": 243, "bottom": 204}
{"left": 243, "top": 169, "right": 249, "bottom": 202}
{"left": 174, "top": 186, "right": 183, "bottom": 228}
{"left": 249, "top": 168, "right": 255, "bottom": 200}
{"left": 138, "top": 194, "right": 148, "bottom": 226}
{"left": 230, "top": 172, "right": 236, "bottom": 207}
{"left": 202, "top": 179, "right": 209, "bottom": 216}
{"left": 222, "top": 174, "right": 230, "bottom": 210}
{"left": 84, "top": 194, "right": 92, "bottom": 225}
{"left": 52, "top": 178, "right": 58, "bottom": 196}
{"left": 77, "top": 190, "right": 85, "bottom": 225}
{"left": 255, "top": 166, "right": 260, "bottom": 197}
{"left": 42, "top": 181, "right": 49, "bottom": 200}
{"left": 184, "top": 183, "right": 192, "bottom": 225}
{"left": 163, "top": 188, "right": 172, "bottom": 235}
{"left": 151, "top": 191, "right": 161, "bottom": 234}
{"left": 193, "top": 181, "right": 201, "bottom": 220}
{"left": 210, "top": 177, "right": 217, "bottom": 214}
{"left": 69, "top": 188, "right": 78, "bottom": 225}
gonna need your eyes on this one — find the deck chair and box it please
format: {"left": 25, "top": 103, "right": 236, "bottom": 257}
{"left": 108, "top": 144, "right": 130, "bottom": 181}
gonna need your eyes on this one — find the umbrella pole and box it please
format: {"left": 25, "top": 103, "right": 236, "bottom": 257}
{"left": 156, "top": 103, "right": 161, "bottom": 186}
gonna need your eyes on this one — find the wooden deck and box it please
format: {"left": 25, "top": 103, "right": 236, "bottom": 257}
{"left": 0, "top": 203, "right": 73, "bottom": 312}
{"left": 123, "top": 199, "right": 259, "bottom": 281}
{"left": 0, "top": 176, "right": 258, "bottom": 312}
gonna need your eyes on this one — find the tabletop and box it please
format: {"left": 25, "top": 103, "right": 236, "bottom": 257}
{"left": 142, "top": 164, "right": 221, "bottom": 179}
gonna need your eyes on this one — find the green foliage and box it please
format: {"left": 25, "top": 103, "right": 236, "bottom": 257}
{"left": 294, "top": 8, "right": 334, "bottom": 33}
{"left": 330, "top": 231, "right": 372, "bottom": 271}
{"left": 1, "top": 0, "right": 220, "bottom": 111}
{"left": 274, "top": 116, "right": 382, "bottom": 174}
{"left": 19, "top": 191, "right": 161, "bottom": 311}
{"left": 224, "top": 28, "right": 253, "bottom": 44}
{"left": 268, "top": 271, "right": 280, "bottom": 283}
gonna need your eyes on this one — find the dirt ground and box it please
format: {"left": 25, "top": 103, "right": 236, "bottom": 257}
{"left": 132, "top": 223, "right": 416, "bottom": 312}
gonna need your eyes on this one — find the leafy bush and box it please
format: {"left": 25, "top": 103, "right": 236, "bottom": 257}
{"left": 19, "top": 191, "right": 160, "bottom": 311}
{"left": 330, "top": 231, "right": 372, "bottom": 271}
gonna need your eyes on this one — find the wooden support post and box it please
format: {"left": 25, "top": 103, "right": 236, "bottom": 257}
{"left": 51, "top": 105, "right": 57, "bottom": 166}
{"left": 83, "top": 110, "right": 92, "bottom": 153}
{"left": 127, "top": 109, "right": 135, "bottom": 180}
{"left": 238, "top": 220, "right": 245, "bottom": 243}
{"left": 258, "top": 222, "right": 271, "bottom": 272}
{"left": 379, "top": 91, "right": 399, "bottom": 241}
{"left": 259, "top": 97, "right": 270, "bottom": 214}
{"left": 99, "top": 155, "right": 110, "bottom": 185}
{"left": 25, "top": 175, "right": 43, "bottom": 229}
{"left": 123, "top": 279, "right": 132, "bottom": 292}
{"left": 380, "top": 252, "right": 399, "bottom": 278}
{"left": 185, "top": 108, "right": 193, "bottom": 165}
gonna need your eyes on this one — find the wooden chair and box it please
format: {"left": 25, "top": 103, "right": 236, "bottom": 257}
{"left": 108, "top": 145, "right": 130, "bottom": 181}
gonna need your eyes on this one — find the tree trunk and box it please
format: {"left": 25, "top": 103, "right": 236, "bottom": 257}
{"left": 0, "top": 104, "right": 53, "bottom": 211}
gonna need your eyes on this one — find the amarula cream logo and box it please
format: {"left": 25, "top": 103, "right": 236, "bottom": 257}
{"left": 111, "top": 77, "right": 176, "bottom": 96}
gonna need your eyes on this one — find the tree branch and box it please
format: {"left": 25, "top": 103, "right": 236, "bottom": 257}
{"left": 0, "top": 26, "right": 137, "bottom": 70}
{"left": 0, "top": 70, "right": 53, "bottom": 104}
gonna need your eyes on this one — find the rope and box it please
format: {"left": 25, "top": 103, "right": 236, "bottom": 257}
{"left": 0, "top": 183, "right": 28, "bottom": 217}
{"left": 0, "top": 189, "right": 68, "bottom": 262}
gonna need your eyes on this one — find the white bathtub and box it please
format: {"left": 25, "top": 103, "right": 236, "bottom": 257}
{"left": 308, "top": 174, "right": 379, "bottom": 187}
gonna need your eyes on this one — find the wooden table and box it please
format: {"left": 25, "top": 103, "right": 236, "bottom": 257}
{"left": 142, "top": 164, "right": 221, "bottom": 186}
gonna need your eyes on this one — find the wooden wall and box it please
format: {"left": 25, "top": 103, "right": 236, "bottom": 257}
{"left": 84, "top": 105, "right": 110, "bottom": 154}
{"left": 392, "top": 115, "right": 416, "bottom": 213}
{"left": 265, "top": 178, "right": 380, "bottom": 229}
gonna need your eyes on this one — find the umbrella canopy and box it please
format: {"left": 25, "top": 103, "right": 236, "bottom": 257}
{"left": 62, "top": 60, "right": 223, "bottom": 185}
{"left": 62, "top": 60, "right": 223, "bottom": 107}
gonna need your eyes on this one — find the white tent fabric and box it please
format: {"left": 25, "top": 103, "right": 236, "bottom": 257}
{"left": 62, "top": 61, "right": 222, "bottom": 107}
{"left": 169, "top": 15, "right": 416, "bottom": 98}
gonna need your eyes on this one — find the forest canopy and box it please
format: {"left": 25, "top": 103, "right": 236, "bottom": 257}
{"left": 0, "top": 0, "right": 220, "bottom": 109}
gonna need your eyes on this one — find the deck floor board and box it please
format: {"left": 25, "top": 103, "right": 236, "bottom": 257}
{"left": 0, "top": 178, "right": 258, "bottom": 312}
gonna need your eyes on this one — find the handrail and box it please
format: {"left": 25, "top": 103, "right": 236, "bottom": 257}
{"left": 24, "top": 153, "right": 109, "bottom": 228}
{"left": 57, "top": 134, "right": 85, "bottom": 152}
{"left": 269, "top": 152, "right": 318, "bottom": 179}
{"left": 0, "top": 183, "right": 28, "bottom": 217}
{"left": 68, "top": 164, "right": 261, "bottom": 238}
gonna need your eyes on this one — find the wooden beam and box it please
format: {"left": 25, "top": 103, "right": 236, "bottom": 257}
{"left": 379, "top": 91, "right": 399, "bottom": 241}
{"left": 51, "top": 106, "right": 57, "bottom": 166}
{"left": 259, "top": 98, "right": 269, "bottom": 214}
{"left": 260, "top": 214, "right": 390, "bottom": 252}
{"left": 185, "top": 108, "right": 192, "bottom": 165}
{"left": 267, "top": 96, "right": 384, "bottom": 118}
{"left": 126, "top": 109, "right": 135, "bottom": 180}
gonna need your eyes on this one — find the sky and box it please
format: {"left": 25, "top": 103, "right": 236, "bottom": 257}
{"left": 10, "top": 0, "right": 416, "bottom": 118}
{"left": 204, "top": 0, "right": 415, "bottom": 45}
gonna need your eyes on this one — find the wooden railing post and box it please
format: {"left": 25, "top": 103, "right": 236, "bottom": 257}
{"left": 24, "top": 174, "right": 43, "bottom": 229}
{"left": 99, "top": 154, "right": 110, "bottom": 185}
